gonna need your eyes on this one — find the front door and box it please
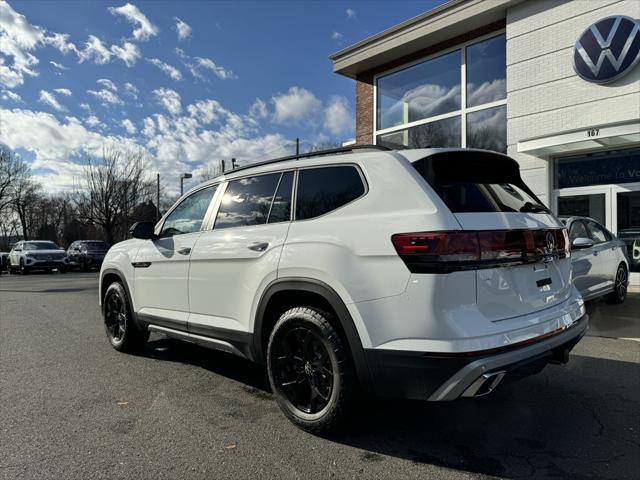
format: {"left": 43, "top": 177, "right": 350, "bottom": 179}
{"left": 133, "top": 184, "right": 218, "bottom": 329}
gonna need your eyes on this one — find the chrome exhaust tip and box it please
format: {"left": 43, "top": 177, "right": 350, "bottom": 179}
{"left": 462, "top": 371, "right": 507, "bottom": 398}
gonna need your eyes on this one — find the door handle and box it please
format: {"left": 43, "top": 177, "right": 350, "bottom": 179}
{"left": 177, "top": 247, "right": 191, "bottom": 255}
{"left": 247, "top": 242, "right": 269, "bottom": 252}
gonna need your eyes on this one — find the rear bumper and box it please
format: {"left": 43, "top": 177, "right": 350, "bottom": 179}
{"left": 365, "top": 313, "right": 588, "bottom": 401}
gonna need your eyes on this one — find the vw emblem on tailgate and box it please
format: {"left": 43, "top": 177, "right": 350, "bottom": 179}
{"left": 542, "top": 232, "right": 556, "bottom": 264}
{"left": 573, "top": 15, "right": 640, "bottom": 84}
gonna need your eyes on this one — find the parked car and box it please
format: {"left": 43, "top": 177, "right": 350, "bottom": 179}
{"left": 99, "top": 146, "right": 588, "bottom": 432}
{"left": 67, "top": 240, "right": 109, "bottom": 271}
{"left": 560, "top": 216, "right": 629, "bottom": 303}
{"left": 617, "top": 228, "right": 640, "bottom": 273}
{"left": 8, "top": 240, "right": 69, "bottom": 274}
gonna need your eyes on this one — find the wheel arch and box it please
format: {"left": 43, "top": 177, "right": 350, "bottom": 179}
{"left": 100, "top": 268, "right": 140, "bottom": 326}
{"left": 253, "top": 277, "right": 374, "bottom": 394}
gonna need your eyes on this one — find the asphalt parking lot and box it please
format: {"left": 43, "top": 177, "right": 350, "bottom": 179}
{"left": 1, "top": 272, "right": 638, "bottom": 480}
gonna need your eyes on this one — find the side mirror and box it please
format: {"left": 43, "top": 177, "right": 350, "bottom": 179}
{"left": 130, "top": 221, "right": 157, "bottom": 240}
{"left": 572, "top": 237, "right": 594, "bottom": 250}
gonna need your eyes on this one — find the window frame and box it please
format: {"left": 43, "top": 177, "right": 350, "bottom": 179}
{"left": 569, "top": 220, "right": 589, "bottom": 242}
{"left": 293, "top": 163, "right": 369, "bottom": 222}
{"left": 156, "top": 183, "right": 221, "bottom": 238}
{"left": 372, "top": 29, "right": 507, "bottom": 148}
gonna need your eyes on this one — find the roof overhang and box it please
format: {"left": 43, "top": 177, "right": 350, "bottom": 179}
{"left": 517, "top": 120, "right": 640, "bottom": 157}
{"left": 330, "top": 0, "right": 523, "bottom": 79}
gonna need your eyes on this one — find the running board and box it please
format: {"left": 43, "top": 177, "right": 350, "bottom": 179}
{"left": 148, "top": 324, "right": 246, "bottom": 359}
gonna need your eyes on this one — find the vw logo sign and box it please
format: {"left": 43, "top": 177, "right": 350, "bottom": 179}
{"left": 573, "top": 15, "right": 640, "bottom": 84}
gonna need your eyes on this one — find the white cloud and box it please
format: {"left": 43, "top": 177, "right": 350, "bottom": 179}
{"left": 271, "top": 86, "right": 321, "bottom": 124}
{"left": 78, "top": 36, "right": 140, "bottom": 67}
{"left": 187, "top": 99, "right": 227, "bottom": 124}
{"left": 1, "top": 89, "right": 22, "bottom": 102}
{"left": 331, "top": 31, "right": 343, "bottom": 40}
{"left": 87, "top": 88, "right": 124, "bottom": 106}
{"left": 54, "top": 87, "right": 72, "bottom": 96}
{"left": 153, "top": 87, "right": 182, "bottom": 115}
{"left": 85, "top": 115, "right": 105, "bottom": 129}
{"left": 173, "top": 17, "right": 192, "bottom": 41}
{"left": 324, "top": 96, "right": 353, "bottom": 135}
{"left": 38, "top": 90, "right": 66, "bottom": 111}
{"left": 49, "top": 61, "right": 69, "bottom": 70}
{"left": 108, "top": 3, "right": 158, "bottom": 41}
{"left": 142, "top": 117, "right": 155, "bottom": 137}
{"left": 45, "top": 32, "right": 78, "bottom": 55}
{"left": 96, "top": 78, "right": 118, "bottom": 91}
{"left": 249, "top": 98, "right": 268, "bottom": 119}
{"left": 79, "top": 103, "right": 91, "bottom": 112}
{"left": 121, "top": 118, "right": 137, "bottom": 134}
{"left": 124, "top": 82, "right": 138, "bottom": 99}
{"left": 0, "top": 2, "right": 44, "bottom": 87}
{"left": 346, "top": 8, "right": 356, "bottom": 19}
{"left": 110, "top": 41, "right": 141, "bottom": 67}
{"left": 147, "top": 58, "right": 182, "bottom": 81}
{"left": 175, "top": 48, "right": 235, "bottom": 81}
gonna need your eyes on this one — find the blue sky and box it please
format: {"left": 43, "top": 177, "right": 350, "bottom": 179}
{"left": 0, "top": 0, "right": 444, "bottom": 193}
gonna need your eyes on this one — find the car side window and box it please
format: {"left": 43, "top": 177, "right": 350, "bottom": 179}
{"left": 267, "top": 171, "right": 294, "bottom": 224}
{"left": 295, "top": 166, "right": 365, "bottom": 220}
{"left": 160, "top": 185, "right": 218, "bottom": 237}
{"left": 569, "top": 221, "right": 589, "bottom": 242}
{"left": 586, "top": 221, "right": 608, "bottom": 244}
{"left": 214, "top": 173, "right": 282, "bottom": 230}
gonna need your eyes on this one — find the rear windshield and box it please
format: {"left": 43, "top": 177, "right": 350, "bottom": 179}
{"left": 412, "top": 152, "right": 548, "bottom": 214}
{"left": 83, "top": 241, "right": 107, "bottom": 250}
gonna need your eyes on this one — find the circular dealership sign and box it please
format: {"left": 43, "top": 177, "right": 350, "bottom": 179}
{"left": 573, "top": 15, "right": 640, "bottom": 84}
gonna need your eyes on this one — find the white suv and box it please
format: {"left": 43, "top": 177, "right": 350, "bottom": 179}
{"left": 99, "top": 146, "right": 588, "bottom": 432}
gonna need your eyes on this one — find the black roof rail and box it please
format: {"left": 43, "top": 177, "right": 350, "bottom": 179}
{"left": 223, "top": 144, "right": 391, "bottom": 176}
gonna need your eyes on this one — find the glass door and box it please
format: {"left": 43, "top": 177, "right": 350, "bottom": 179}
{"left": 614, "top": 184, "right": 640, "bottom": 286}
{"left": 556, "top": 187, "right": 612, "bottom": 230}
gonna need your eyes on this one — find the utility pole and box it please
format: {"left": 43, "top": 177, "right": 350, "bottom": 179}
{"left": 221, "top": 159, "right": 226, "bottom": 173}
{"left": 296, "top": 137, "right": 300, "bottom": 158}
{"left": 231, "top": 158, "right": 237, "bottom": 169}
{"left": 180, "top": 173, "right": 193, "bottom": 196}
{"left": 156, "top": 174, "right": 160, "bottom": 222}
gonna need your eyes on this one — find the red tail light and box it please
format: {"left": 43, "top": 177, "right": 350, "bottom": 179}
{"left": 392, "top": 229, "right": 569, "bottom": 273}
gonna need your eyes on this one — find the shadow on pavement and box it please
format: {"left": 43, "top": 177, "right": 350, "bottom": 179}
{"left": 140, "top": 337, "right": 639, "bottom": 479}
{"left": 586, "top": 292, "right": 640, "bottom": 340}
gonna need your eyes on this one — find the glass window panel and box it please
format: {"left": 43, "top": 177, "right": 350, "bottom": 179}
{"left": 586, "top": 221, "right": 609, "bottom": 244}
{"left": 466, "top": 34, "right": 506, "bottom": 107}
{"left": 267, "top": 171, "right": 294, "bottom": 224}
{"left": 377, "top": 50, "right": 461, "bottom": 130}
{"left": 215, "top": 174, "right": 280, "bottom": 230}
{"left": 616, "top": 191, "right": 640, "bottom": 273}
{"left": 555, "top": 148, "right": 640, "bottom": 189}
{"left": 569, "top": 221, "right": 589, "bottom": 242}
{"left": 466, "top": 105, "right": 507, "bottom": 153}
{"left": 161, "top": 185, "right": 217, "bottom": 237}
{"left": 296, "top": 167, "right": 365, "bottom": 220}
{"left": 377, "top": 116, "right": 461, "bottom": 149}
{"left": 557, "top": 194, "right": 606, "bottom": 226}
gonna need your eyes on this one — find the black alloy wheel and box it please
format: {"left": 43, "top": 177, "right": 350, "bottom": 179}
{"left": 267, "top": 307, "right": 355, "bottom": 433}
{"left": 103, "top": 282, "right": 148, "bottom": 352}
{"left": 607, "top": 264, "right": 628, "bottom": 304}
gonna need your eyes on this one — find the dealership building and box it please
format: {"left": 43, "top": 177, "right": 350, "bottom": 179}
{"left": 331, "top": 0, "right": 640, "bottom": 285}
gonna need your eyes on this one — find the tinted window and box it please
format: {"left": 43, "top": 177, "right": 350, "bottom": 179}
{"left": 296, "top": 166, "right": 365, "bottom": 220}
{"left": 377, "top": 116, "right": 461, "bottom": 149}
{"left": 569, "top": 221, "right": 589, "bottom": 242}
{"left": 412, "top": 152, "right": 546, "bottom": 213}
{"left": 586, "top": 221, "right": 610, "bottom": 244}
{"left": 24, "top": 242, "right": 59, "bottom": 250}
{"left": 161, "top": 185, "right": 217, "bottom": 237}
{"left": 466, "top": 105, "right": 507, "bottom": 153}
{"left": 83, "top": 241, "right": 108, "bottom": 251}
{"left": 268, "top": 171, "right": 293, "bottom": 224}
{"left": 215, "top": 173, "right": 281, "bottom": 230}
{"left": 466, "top": 34, "right": 506, "bottom": 107}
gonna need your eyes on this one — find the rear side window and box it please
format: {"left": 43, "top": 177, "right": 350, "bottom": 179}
{"left": 296, "top": 166, "right": 365, "bottom": 220}
{"left": 268, "top": 171, "right": 294, "bottom": 224}
{"left": 412, "top": 152, "right": 547, "bottom": 214}
{"left": 215, "top": 173, "right": 281, "bottom": 230}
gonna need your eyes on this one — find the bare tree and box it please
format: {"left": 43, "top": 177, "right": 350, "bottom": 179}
{"left": 197, "top": 162, "right": 223, "bottom": 182}
{"left": 0, "top": 144, "right": 29, "bottom": 214}
{"left": 10, "top": 175, "right": 41, "bottom": 241}
{"left": 76, "top": 146, "right": 154, "bottom": 245}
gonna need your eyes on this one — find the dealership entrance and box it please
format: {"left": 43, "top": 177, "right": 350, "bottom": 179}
{"left": 554, "top": 148, "right": 640, "bottom": 286}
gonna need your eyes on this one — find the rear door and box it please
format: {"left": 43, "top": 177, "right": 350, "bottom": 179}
{"left": 188, "top": 171, "right": 293, "bottom": 336}
{"left": 584, "top": 220, "right": 617, "bottom": 292}
{"left": 568, "top": 219, "right": 600, "bottom": 294}
{"left": 412, "top": 151, "right": 571, "bottom": 321}
{"left": 133, "top": 184, "right": 218, "bottom": 329}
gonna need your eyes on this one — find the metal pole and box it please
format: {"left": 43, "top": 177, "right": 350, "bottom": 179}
{"left": 221, "top": 159, "right": 226, "bottom": 173}
{"left": 231, "top": 158, "right": 236, "bottom": 169}
{"left": 180, "top": 177, "right": 184, "bottom": 196}
{"left": 296, "top": 137, "right": 299, "bottom": 157}
{"left": 156, "top": 174, "right": 160, "bottom": 221}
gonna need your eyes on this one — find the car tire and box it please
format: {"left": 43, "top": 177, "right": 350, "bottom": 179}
{"left": 20, "top": 259, "right": 29, "bottom": 275}
{"left": 103, "top": 282, "right": 149, "bottom": 352}
{"left": 267, "top": 307, "right": 355, "bottom": 433}
{"left": 59, "top": 266, "right": 68, "bottom": 274}
{"left": 606, "top": 263, "right": 628, "bottom": 304}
